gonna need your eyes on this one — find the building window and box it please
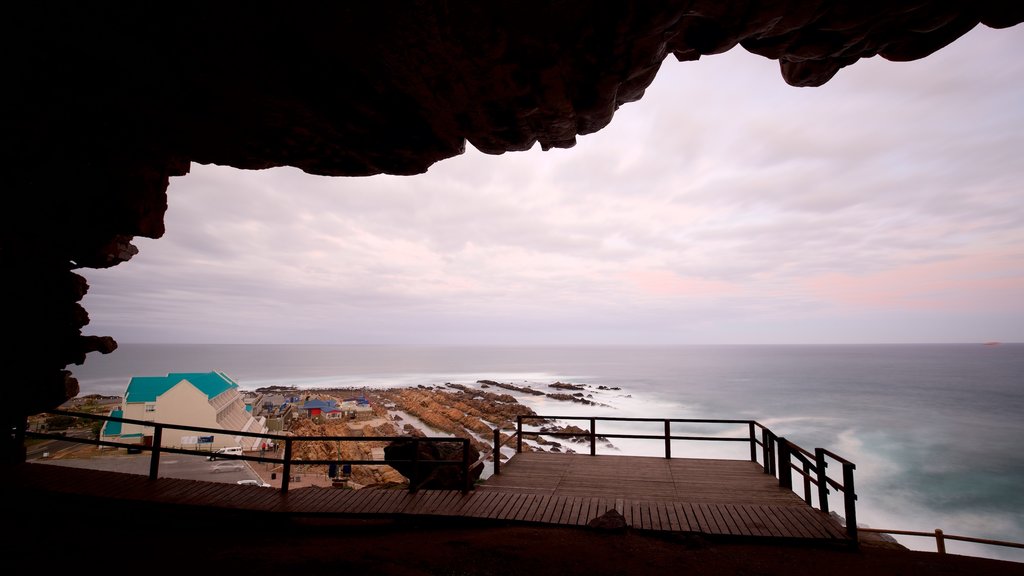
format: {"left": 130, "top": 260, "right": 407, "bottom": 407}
{"left": 145, "top": 404, "right": 156, "bottom": 412}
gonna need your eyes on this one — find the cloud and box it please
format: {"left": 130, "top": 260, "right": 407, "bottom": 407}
{"left": 79, "top": 25, "right": 1024, "bottom": 345}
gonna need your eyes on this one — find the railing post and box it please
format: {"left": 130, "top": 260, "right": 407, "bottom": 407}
{"left": 493, "top": 428, "right": 501, "bottom": 475}
{"left": 664, "top": 420, "right": 671, "bottom": 459}
{"left": 777, "top": 437, "right": 792, "bottom": 490}
{"left": 281, "top": 438, "right": 292, "bottom": 494}
{"left": 748, "top": 422, "right": 756, "bottom": 462}
{"left": 148, "top": 425, "right": 163, "bottom": 480}
{"left": 516, "top": 415, "right": 523, "bottom": 453}
{"left": 761, "top": 428, "right": 771, "bottom": 474}
{"left": 815, "top": 448, "right": 829, "bottom": 514}
{"left": 843, "top": 462, "right": 858, "bottom": 542}
{"left": 409, "top": 437, "right": 420, "bottom": 493}
{"left": 935, "top": 529, "right": 946, "bottom": 554}
{"left": 802, "top": 460, "right": 812, "bottom": 505}
{"left": 589, "top": 418, "right": 596, "bottom": 456}
{"left": 462, "top": 439, "right": 471, "bottom": 493}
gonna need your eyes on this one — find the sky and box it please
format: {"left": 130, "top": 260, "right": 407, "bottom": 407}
{"left": 80, "top": 24, "right": 1024, "bottom": 346}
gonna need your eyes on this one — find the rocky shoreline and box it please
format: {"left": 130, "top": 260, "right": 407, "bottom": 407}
{"left": 274, "top": 379, "right": 621, "bottom": 488}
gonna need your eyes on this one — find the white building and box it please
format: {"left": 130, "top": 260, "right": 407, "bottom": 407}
{"left": 101, "top": 371, "right": 268, "bottom": 451}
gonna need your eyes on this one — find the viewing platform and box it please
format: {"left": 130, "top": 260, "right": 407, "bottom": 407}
{"left": 10, "top": 410, "right": 855, "bottom": 546}
{"left": 8, "top": 453, "right": 847, "bottom": 543}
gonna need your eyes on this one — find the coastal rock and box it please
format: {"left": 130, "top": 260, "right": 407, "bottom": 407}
{"left": 550, "top": 382, "right": 586, "bottom": 391}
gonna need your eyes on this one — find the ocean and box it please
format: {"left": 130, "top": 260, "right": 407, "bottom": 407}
{"left": 70, "top": 343, "right": 1024, "bottom": 561}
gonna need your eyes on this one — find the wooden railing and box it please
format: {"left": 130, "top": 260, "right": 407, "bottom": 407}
{"left": 482, "top": 414, "right": 860, "bottom": 541}
{"left": 21, "top": 409, "right": 474, "bottom": 493}
{"left": 857, "top": 527, "right": 1024, "bottom": 555}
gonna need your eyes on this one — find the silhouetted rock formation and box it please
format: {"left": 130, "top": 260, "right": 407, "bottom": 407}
{"left": 383, "top": 438, "right": 482, "bottom": 490}
{"left": 4, "top": 3, "right": 1021, "bottom": 439}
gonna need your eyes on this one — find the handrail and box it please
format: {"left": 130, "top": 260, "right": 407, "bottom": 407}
{"left": 858, "top": 527, "right": 1024, "bottom": 555}
{"left": 23, "top": 410, "right": 474, "bottom": 494}
{"left": 513, "top": 414, "right": 858, "bottom": 543}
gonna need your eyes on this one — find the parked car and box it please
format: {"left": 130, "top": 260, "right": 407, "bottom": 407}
{"left": 211, "top": 461, "right": 245, "bottom": 473}
{"left": 237, "top": 479, "right": 271, "bottom": 488}
{"left": 207, "top": 446, "right": 243, "bottom": 461}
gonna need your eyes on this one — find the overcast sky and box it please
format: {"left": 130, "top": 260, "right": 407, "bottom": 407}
{"left": 81, "top": 25, "right": 1024, "bottom": 346}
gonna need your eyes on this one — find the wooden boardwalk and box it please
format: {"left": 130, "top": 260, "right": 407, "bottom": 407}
{"left": 9, "top": 455, "right": 847, "bottom": 543}
{"left": 483, "top": 453, "right": 809, "bottom": 505}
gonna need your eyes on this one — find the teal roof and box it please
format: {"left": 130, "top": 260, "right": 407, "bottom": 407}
{"left": 101, "top": 409, "right": 123, "bottom": 436}
{"left": 125, "top": 372, "right": 238, "bottom": 403}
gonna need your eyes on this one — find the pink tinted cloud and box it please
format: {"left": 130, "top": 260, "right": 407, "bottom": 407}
{"left": 802, "top": 254, "right": 1024, "bottom": 312}
{"left": 628, "top": 269, "right": 742, "bottom": 298}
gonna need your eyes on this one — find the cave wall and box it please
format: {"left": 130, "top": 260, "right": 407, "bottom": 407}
{"left": 3, "top": 2, "right": 1021, "bottom": 433}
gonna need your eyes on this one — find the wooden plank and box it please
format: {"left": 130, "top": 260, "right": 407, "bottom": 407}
{"left": 639, "top": 501, "right": 656, "bottom": 531}
{"left": 464, "top": 491, "right": 498, "bottom": 518}
{"left": 500, "top": 493, "right": 528, "bottom": 520}
{"left": 513, "top": 494, "right": 537, "bottom": 521}
{"left": 742, "top": 504, "right": 783, "bottom": 538}
{"left": 710, "top": 503, "right": 735, "bottom": 534}
{"left": 575, "top": 497, "right": 595, "bottom": 526}
{"left": 566, "top": 497, "right": 584, "bottom": 525}
{"left": 695, "top": 503, "right": 722, "bottom": 534}
{"left": 759, "top": 504, "right": 794, "bottom": 538}
{"left": 735, "top": 504, "right": 771, "bottom": 537}
{"left": 722, "top": 504, "right": 752, "bottom": 536}
{"left": 342, "top": 487, "right": 377, "bottom": 511}
{"left": 783, "top": 507, "right": 828, "bottom": 539}
{"left": 445, "top": 493, "right": 477, "bottom": 516}
{"left": 473, "top": 491, "right": 502, "bottom": 518}
{"left": 540, "top": 495, "right": 565, "bottom": 524}
{"left": 526, "top": 495, "right": 551, "bottom": 523}
{"left": 664, "top": 501, "right": 682, "bottom": 531}
{"left": 708, "top": 504, "right": 736, "bottom": 535}
{"left": 674, "top": 502, "right": 696, "bottom": 532}
{"left": 488, "top": 492, "right": 516, "bottom": 519}
{"left": 425, "top": 490, "right": 460, "bottom": 515}
{"left": 657, "top": 502, "right": 674, "bottom": 532}
{"left": 629, "top": 500, "right": 641, "bottom": 528}
{"left": 771, "top": 505, "right": 814, "bottom": 538}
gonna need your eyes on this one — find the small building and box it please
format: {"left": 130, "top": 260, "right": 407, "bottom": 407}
{"left": 301, "top": 398, "right": 340, "bottom": 419}
{"left": 101, "top": 371, "right": 268, "bottom": 451}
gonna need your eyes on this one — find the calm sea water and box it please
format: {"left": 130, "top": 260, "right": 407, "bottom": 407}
{"left": 71, "top": 343, "right": 1024, "bottom": 561}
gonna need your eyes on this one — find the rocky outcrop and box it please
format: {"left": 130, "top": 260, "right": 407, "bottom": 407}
{"left": 4, "top": 3, "right": 1021, "bottom": 435}
{"left": 288, "top": 419, "right": 407, "bottom": 488}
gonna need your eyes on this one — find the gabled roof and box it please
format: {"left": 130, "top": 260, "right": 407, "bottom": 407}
{"left": 101, "top": 409, "right": 123, "bottom": 436}
{"left": 125, "top": 372, "right": 238, "bottom": 403}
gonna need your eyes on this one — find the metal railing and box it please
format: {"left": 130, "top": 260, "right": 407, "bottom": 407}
{"left": 21, "top": 409, "right": 474, "bottom": 493}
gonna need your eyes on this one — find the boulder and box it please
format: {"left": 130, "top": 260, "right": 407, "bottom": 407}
{"left": 588, "top": 509, "right": 627, "bottom": 532}
{"left": 383, "top": 438, "right": 482, "bottom": 490}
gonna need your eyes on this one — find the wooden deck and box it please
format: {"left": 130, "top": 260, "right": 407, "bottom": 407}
{"left": 9, "top": 455, "right": 847, "bottom": 543}
{"left": 483, "top": 453, "right": 810, "bottom": 505}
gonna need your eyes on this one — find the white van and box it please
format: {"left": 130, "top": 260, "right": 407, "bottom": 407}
{"left": 207, "top": 446, "right": 243, "bottom": 461}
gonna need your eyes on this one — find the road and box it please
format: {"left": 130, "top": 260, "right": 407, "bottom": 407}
{"left": 29, "top": 450, "right": 266, "bottom": 485}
